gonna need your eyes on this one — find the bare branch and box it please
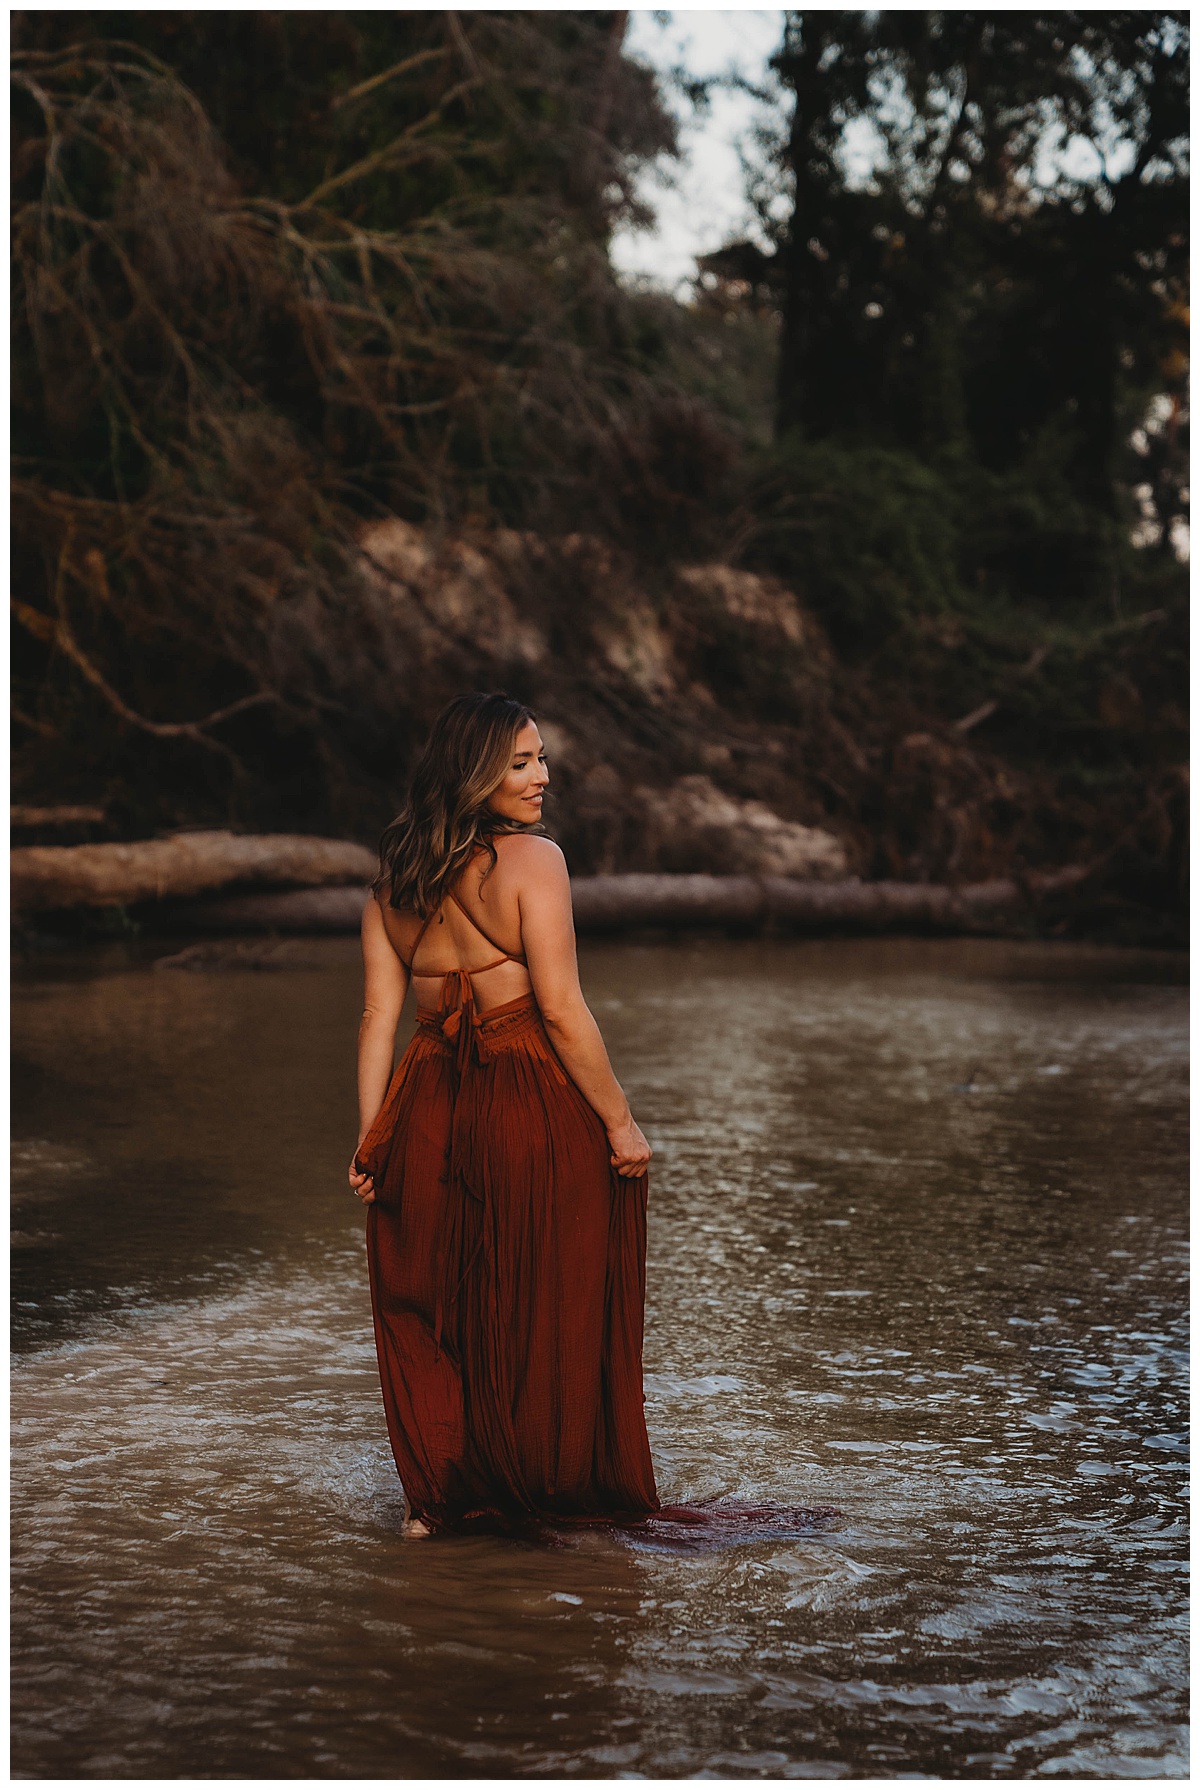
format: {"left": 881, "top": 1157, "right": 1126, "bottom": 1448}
{"left": 331, "top": 45, "right": 449, "bottom": 109}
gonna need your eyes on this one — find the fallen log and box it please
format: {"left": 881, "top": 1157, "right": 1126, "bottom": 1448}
{"left": 11, "top": 830, "right": 376, "bottom": 914}
{"left": 179, "top": 885, "right": 369, "bottom": 932}
{"left": 573, "top": 868, "right": 1091, "bottom": 931}
{"left": 9, "top": 826, "right": 1095, "bottom": 936}
{"left": 11, "top": 804, "right": 108, "bottom": 827}
{"left": 171, "top": 866, "right": 1093, "bottom": 937}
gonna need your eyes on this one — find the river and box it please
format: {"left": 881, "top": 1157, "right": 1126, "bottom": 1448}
{"left": 11, "top": 934, "right": 1188, "bottom": 1778}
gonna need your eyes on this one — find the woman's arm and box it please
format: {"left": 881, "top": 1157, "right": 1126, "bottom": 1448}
{"left": 350, "top": 894, "right": 409, "bottom": 1203}
{"left": 518, "top": 842, "right": 650, "bottom": 1178}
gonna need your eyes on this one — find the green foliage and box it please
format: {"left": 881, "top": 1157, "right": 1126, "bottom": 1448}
{"left": 639, "top": 295, "right": 781, "bottom": 450}
{"left": 764, "top": 9, "right": 1188, "bottom": 595}
{"left": 745, "top": 435, "right": 961, "bottom": 651}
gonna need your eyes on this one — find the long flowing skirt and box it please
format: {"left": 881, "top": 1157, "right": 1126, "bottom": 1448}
{"left": 355, "top": 994, "right": 660, "bottom": 1532}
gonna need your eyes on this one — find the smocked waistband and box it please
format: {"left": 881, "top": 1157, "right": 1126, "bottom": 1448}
{"left": 414, "top": 990, "right": 548, "bottom": 1065}
{"left": 415, "top": 991, "right": 539, "bottom": 1028}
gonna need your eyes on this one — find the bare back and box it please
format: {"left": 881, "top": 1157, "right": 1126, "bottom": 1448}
{"left": 356, "top": 825, "right": 650, "bottom": 1181}
{"left": 377, "top": 837, "right": 534, "bottom": 1013}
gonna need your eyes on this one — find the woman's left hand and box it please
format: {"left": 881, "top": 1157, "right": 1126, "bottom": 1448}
{"left": 607, "top": 1114, "right": 651, "bottom": 1178}
{"left": 349, "top": 1152, "right": 376, "bottom": 1204}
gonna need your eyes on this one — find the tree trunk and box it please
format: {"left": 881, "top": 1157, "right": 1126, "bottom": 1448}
{"left": 169, "top": 868, "right": 1092, "bottom": 937}
{"left": 11, "top": 832, "right": 1094, "bottom": 936}
{"left": 11, "top": 832, "right": 376, "bottom": 913}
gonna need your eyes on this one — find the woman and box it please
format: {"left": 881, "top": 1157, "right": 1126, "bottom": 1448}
{"left": 350, "top": 692, "right": 660, "bottom": 1537}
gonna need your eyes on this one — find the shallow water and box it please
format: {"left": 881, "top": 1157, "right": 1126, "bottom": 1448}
{"left": 11, "top": 935, "right": 1188, "bottom": 1778}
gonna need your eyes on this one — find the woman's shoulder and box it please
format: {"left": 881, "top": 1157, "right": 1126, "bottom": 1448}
{"left": 492, "top": 832, "right": 567, "bottom": 884}
{"left": 370, "top": 886, "right": 420, "bottom": 932}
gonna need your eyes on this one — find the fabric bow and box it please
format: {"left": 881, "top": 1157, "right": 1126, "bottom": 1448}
{"left": 438, "top": 968, "right": 483, "bottom": 1083}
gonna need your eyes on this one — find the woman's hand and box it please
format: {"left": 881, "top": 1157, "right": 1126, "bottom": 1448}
{"left": 349, "top": 1151, "right": 376, "bottom": 1205}
{"left": 607, "top": 1114, "right": 651, "bottom": 1179}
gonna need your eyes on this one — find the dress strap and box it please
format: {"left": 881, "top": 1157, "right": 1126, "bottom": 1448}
{"left": 446, "top": 888, "right": 527, "bottom": 966}
{"left": 401, "top": 906, "right": 438, "bottom": 975}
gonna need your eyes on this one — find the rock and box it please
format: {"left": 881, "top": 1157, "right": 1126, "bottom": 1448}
{"left": 599, "top": 595, "right": 678, "bottom": 695}
{"left": 358, "top": 518, "right": 545, "bottom": 665}
{"left": 676, "top": 563, "right": 809, "bottom": 645}
{"left": 636, "top": 775, "right": 848, "bottom": 879}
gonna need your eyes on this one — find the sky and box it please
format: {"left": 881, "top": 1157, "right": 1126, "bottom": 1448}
{"left": 609, "top": 12, "right": 1144, "bottom": 296}
{"left": 610, "top": 10, "right": 787, "bottom": 295}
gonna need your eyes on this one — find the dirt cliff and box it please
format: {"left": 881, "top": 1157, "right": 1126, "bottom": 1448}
{"left": 11, "top": 518, "right": 1185, "bottom": 947}
{"left": 339, "top": 521, "right": 1184, "bottom": 945}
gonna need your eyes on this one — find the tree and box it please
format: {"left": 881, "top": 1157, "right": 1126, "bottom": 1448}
{"left": 11, "top": 13, "right": 709, "bottom": 832}
{"left": 760, "top": 11, "right": 1187, "bottom": 616}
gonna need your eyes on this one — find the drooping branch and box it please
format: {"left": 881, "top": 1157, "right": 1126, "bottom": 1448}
{"left": 13, "top": 535, "right": 280, "bottom": 758}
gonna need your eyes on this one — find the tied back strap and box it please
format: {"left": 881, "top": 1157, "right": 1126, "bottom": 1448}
{"left": 433, "top": 966, "right": 515, "bottom": 1353}
{"left": 431, "top": 964, "right": 500, "bottom": 1359}
{"left": 437, "top": 967, "right": 490, "bottom": 1083}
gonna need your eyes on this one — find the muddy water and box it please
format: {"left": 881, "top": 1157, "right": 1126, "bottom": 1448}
{"left": 11, "top": 935, "right": 1188, "bottom": 1779}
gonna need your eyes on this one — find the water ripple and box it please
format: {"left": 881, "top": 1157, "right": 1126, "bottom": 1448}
{"left": 11, "top": 935, "right": 1188, "bottom": 1777}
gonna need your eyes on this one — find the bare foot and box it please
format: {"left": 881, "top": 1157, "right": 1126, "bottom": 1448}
{"left": 401, "top": 1516, "right": 432, "bottom": 1538}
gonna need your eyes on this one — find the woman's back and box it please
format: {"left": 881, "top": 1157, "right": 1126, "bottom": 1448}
{"left": 377, "top": 835, "right": 545, "bottom": 1014}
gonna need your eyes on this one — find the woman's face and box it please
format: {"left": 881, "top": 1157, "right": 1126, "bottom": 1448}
{"left": 487, "top": 719, "right": 549, "bottom": 825}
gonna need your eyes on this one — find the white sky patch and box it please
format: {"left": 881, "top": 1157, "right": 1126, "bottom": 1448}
{"left": 612, "top": 9, "right": 786, "bottom": 295}
{"left": 611, "top": 16, "right": 1143, "bottom": 292}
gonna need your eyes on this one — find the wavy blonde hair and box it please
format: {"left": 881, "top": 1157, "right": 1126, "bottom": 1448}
{"left": 373, "top": 692, "right": 542, "bottom": 918}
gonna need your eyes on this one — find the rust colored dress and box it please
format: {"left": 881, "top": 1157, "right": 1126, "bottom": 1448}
{"left": 354, "top": 887, "right": 660, "bottom": 1534}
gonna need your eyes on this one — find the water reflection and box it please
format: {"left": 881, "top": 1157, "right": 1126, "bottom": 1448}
{"left": 11, "top": 936, "right": 1188, "bottom": 1776}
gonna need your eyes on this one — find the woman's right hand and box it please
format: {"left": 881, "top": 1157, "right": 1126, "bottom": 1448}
{"left": 349, "top": 1152, "right": 376, "bottom": 1205}
{"left": 607, "top": 1114, "right": 651, "bottom": 1179}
